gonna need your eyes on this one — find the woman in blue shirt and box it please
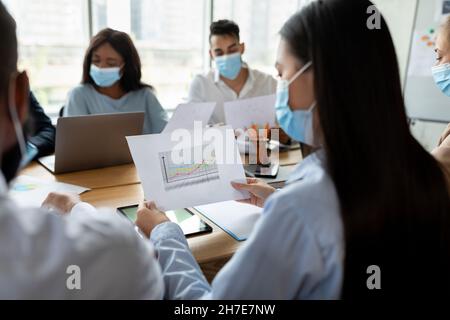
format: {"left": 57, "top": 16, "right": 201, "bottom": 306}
{"left": 64, "top": 28, "right": 167, "bottom": 134}
{"left": 135, "top": 0, "right": 450, "bottom": 299}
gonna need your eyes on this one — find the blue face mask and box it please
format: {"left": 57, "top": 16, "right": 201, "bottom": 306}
{"left": 90, "top": 64, "right": 122, "bottom": 87}
{"left": 1, "top": 72, "right": 28, "bottom": 183}
{"left": 275, "top": 61, "right": 316, "bottom": 145}
{"left": 432, "top": 63, "right": 450, "bottom": 97}
{"left": 215, "top": 53, "right": 242, "bottom": 80}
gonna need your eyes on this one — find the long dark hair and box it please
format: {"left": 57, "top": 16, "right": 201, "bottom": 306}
{"left": 280, "top": 0, "right": 450, "bottom": 298}
{"left": 82, "top": 28, "right": 152, "bottom": 92}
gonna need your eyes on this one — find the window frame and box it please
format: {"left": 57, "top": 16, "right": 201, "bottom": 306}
{"left": 14, "top": 0, "right": 304, "bottom": 116}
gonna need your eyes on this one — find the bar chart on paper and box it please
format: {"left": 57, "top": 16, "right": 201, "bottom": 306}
{"left": 159, "top": 148, "right": 220, "bottom": 190}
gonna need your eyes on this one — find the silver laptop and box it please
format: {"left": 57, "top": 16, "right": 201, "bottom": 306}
{"left": 39, "top": 112, "right": 145, "bottom": 174}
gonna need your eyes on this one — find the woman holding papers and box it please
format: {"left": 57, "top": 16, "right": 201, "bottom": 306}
{"left": 136, "top": 0, "right": 450, "bottom": 299}
{"left": 64, "top": 28, "right": 168, "bottom": 134}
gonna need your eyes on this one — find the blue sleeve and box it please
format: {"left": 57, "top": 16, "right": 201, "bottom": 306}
{"left": 145, "top": 89, "right": 168, "bottom": 133}
{"left": 150, "top": 222, "right": 211, "bottom": 300}
{"left": 151, "top": 193, "right": 340, "bottom": 300}
{"left": 64, "top": 86, "right": 90, "bottom": 116}
{"left": 206, "top": 195, "right": 328, "bottom": 299}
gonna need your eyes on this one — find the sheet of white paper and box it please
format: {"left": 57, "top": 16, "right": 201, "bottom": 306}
{"left": 127, "top": 126, "right": 249, "bottom": 211}
{"left": 195, "top": 200, "right": 262, "bottom": 241}
{"left": 224, "top": 94, "right": 276, "bottom": 129}
{"left": 9, "top": 175, "right": 90, "bottom": 208}
{"left": 408, "top": 30, "right": 437, "bottom": 77}
{"left": 163, "top": 102, "right": 216, "bottom": 133}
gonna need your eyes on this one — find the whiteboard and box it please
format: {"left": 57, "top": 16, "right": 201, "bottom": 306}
{"left": 404, "top": 0, "right": 450, "bottom": 122}
{"left": 372, "top": 0, "right": 417, "bottom": 86}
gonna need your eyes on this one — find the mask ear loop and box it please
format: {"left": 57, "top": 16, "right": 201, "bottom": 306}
{"left": 290, "top": 61, "right": 317, "bottom": 113}
{"left": 277, "top": 61, "right": 313, "bottom": 93}
{"left": 8, "top": 72, "right": 27, "bottom": 158}
{"left": 288, "top": 61, "right": 313, "bottom": 85}
{"left": 307, "top": 102, "right": 317, "bottom": 113}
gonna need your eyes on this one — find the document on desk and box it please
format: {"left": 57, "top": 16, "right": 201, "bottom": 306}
{"left": 9, "top": 175, "right": 90, "bottom": 208}
{"left": 163, "top": 102, "right": 216, "bottom": 133}
{"left": 127, "top": 125, "right": 249, "bottom": 211}
{"left": 195, "top": 201, "right": 262, "bottom": 241}
{"left": 224, "top": 94, "right": 276, "bottom": 129}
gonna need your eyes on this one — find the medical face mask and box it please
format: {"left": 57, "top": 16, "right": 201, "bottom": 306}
{"left": 215, "top": 52, "right": 242, "bottom": 80}
{"left": 90, "top": 64, "right": 122, "bottom": 88}
{"left": 275, "top": 61, "right": 316, "bottom": 145}
{"left": 1, "top": 73, "right": 27, "bottom": 184}
{"left": 432, "top": 63, "right": 450, "bottom": 97}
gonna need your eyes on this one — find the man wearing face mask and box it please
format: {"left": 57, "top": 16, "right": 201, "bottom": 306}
{"left": 187, "top": 20, "right": 277, "bottom": 124}
{"left": 0, "top": 3, "right": 165, "bottom": 299}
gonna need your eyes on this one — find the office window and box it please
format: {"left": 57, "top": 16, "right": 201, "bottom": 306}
{"left": 213, "top": 0, "right": 304, "bottom": 76}
{"left": 92, "top": 0, "right": 207, "bottom": 110}
{"left": 4, "top": 0, "right": 89, "bottom": 115}
{"left": 3, "top": 0, "right": 312, "bottom": 115}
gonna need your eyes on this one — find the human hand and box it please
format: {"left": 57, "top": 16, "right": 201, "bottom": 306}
{"left": 41, "top": 192, "right": 81, "bottom": 214}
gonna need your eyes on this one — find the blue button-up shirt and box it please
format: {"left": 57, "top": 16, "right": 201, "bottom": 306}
{"left": 150, "top": 150, "right": 344, "bottom": 299}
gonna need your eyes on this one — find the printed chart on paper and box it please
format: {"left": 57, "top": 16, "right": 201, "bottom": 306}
{"left": 159, "top": 147, "right": 219, "bottom": 190}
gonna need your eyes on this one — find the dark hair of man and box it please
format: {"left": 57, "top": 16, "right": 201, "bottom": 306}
{"left": 209, "top": 19, "right": 240, "bottom": 42}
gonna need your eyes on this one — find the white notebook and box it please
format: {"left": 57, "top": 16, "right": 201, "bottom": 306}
{"left": 195, "top": 200, "right": 262, "bottom": 241}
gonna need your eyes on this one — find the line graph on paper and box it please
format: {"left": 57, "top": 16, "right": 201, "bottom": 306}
{"left": 159, "top": 147, "right": 220, "bottom": 190}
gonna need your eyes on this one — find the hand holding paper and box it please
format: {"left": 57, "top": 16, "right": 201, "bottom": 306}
{"left": 136, "top": 200, "right": 170, "bottom": 238}
{"left": 9, "top": 175, "right": 90, "bottom": 209}
{"left": 231, "top": 178, "right": 276, "bottom": 208}
{"left": 41, "top": 192, "right": 81, "bottom": 214}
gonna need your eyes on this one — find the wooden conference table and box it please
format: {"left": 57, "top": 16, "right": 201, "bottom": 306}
{"left": 21, "top": 149, "right": 303, "bottom": 281}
